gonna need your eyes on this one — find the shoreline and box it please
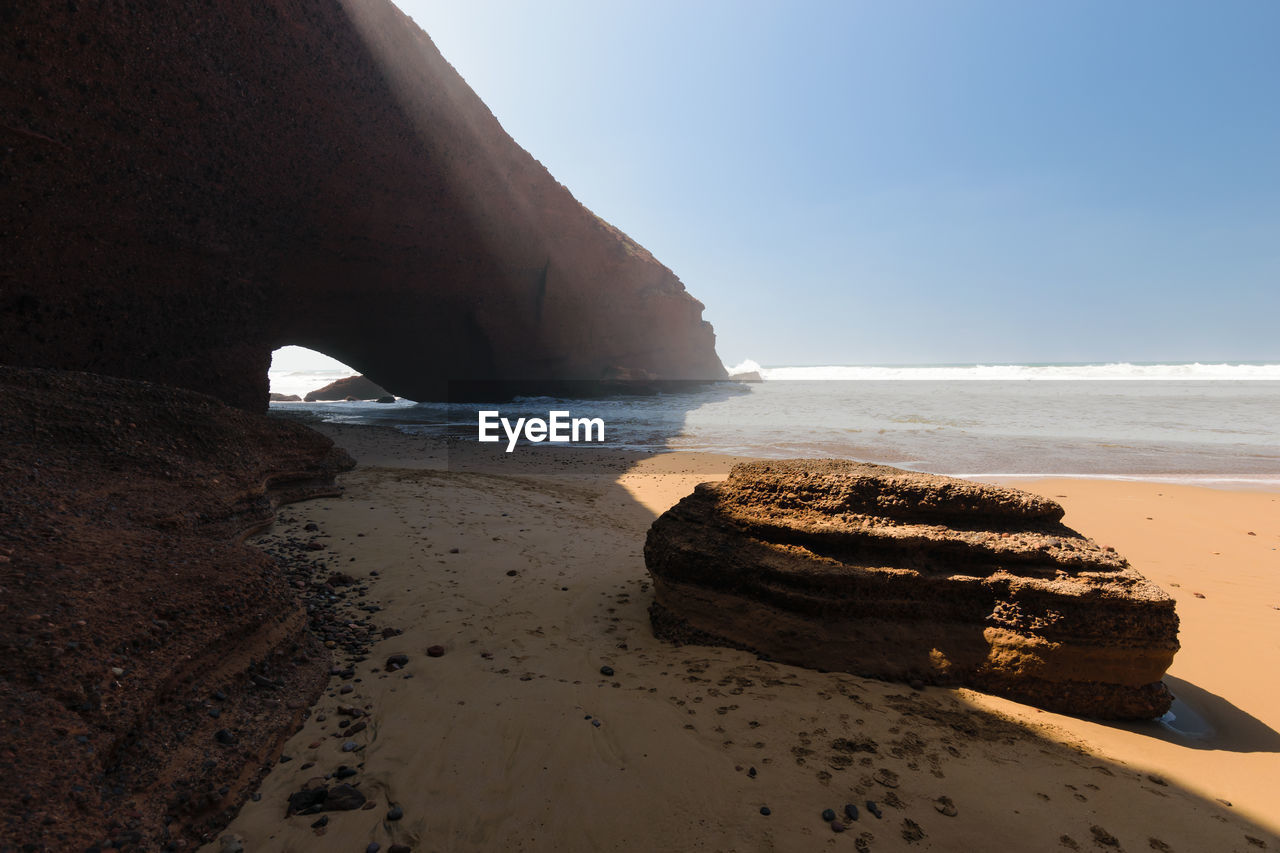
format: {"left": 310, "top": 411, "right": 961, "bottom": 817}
{"left": 206, "top": 422, "right": 1279, "bottom": 851}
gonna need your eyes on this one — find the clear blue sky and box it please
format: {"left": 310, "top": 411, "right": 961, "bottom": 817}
{"left": 396, "top": 0, "right": 1279, "bottom": 367}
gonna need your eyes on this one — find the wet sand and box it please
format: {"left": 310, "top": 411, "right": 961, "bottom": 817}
{"left": 207, "top": 425, "right": 1280, "bottom": 852}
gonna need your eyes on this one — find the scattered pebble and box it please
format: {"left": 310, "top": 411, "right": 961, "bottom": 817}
{"left": 592, "top": 719, "right": 602, "bottom": 728}
{"left": 387, "top": 804, "right": 404, "bottom": 821}
{"left": 427, "top": 645, "right": 445, "bottom": 657}
{"left": 867, "top": 801, "right": 882, "bottom": 819}
{"left": 822, "top": 808, "right": 837, "bottom": 822}
{"left": 386, "top": 653, "right": 409, "bottom": 670}
{"left": 341, "top": 741, "right": 358, "bottom": 752}
{"left": 759, "top": 806, "right": 771, "bottom": 816}
{"left": 214, "top": 728, "right": 236, "bottom": 745}
{"left": 831, "top": 820, "right": 846, "bottom": 833}
{"left": 600, "top": 665, "right": 615, "bottom": 677}
{"left": 310, "top": 815, "right": 328, "bottom": 829}
{"left": 844, "top": 803, "right": 859, "bottom": 821}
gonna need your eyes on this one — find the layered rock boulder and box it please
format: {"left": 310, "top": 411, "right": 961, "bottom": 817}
{"left": 645, "top": 460, "right": 1179, "bottom": 719}
{"left": 1, "top": 0, "right": 724, "bottom": 411}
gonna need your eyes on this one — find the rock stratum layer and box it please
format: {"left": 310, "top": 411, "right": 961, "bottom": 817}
{"left": 645, "top": 460, "right": 1179, "bottom": 719}
{"left": 0, "top": 367, "right": 353, "bottom": 849}
{"left": 1, "top": 0, "right": 724, "bottom": 411}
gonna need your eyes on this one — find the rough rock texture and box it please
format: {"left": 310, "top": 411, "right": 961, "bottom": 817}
{"left": 0, "top": 0, "right": 725, "bottom": 411}
{"left": 645, "top": 460, "right": 1179, "bottom": 719}
{"left": 303, "top": 374, "right": 390, "bottom": 402}
{"left": 0, "top": 367, "right": 354, "bottom": 850}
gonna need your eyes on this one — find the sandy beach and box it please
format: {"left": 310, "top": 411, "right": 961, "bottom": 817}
{"left": 208, "top": 423, "right": 1280, "bottom": 852}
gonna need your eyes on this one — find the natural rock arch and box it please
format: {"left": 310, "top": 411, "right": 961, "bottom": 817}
{"left": 1, "top": 0, "right": 724, "bottom": 410}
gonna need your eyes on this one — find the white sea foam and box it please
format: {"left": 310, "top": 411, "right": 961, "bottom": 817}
{"left": 724, "top": 361, "right": 1280, "bottom": 381}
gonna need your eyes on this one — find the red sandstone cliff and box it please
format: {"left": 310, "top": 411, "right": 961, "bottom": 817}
{"left": 0, "top": 0, "right": 725, "bottom": 409}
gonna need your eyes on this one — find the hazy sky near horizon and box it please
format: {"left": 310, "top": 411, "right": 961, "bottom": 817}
{"left": 391, "top": 0, "right": 1278, "bottom": 367}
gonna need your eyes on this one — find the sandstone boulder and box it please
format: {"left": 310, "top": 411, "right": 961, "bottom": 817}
{"left": 645, "top": 460, "right": 1179, "bottom": 719}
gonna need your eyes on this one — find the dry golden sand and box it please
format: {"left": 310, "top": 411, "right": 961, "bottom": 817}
{"left": 207, "top": 425, "right": 1280, "bottom": 852}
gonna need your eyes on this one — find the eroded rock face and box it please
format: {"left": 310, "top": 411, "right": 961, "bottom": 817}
{"left": 0, "top": 366, "right": 353, "bottom": 848}
{"left": 0, "top": 0, "right": 724, "bottom": 410}
{"left": 645, "top": 460, "right": 1179, "bottom": 719}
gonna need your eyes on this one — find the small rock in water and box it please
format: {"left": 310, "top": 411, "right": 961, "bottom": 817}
{"left": 600, "top": 665, "right": 615, "bottom": 677}
{"left": 844, "top": 803, "right": 859, "bottom": 821}
{"left": 821, "top": 808, "right": 837, "bottom": 822}
{"left": 759, "top": 806, "right": 771, "bottom": 816}
{"left": 427, "top": 645, "right": 445, "bottom": 657}
{"left": 866, "top": 800, "right": 882, "bottom": 819}
{"left": 387, "top": 804, "right": 404, "bottom": 821}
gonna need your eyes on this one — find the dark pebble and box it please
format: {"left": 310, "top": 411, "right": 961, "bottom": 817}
{"left": 759, "top": 806, "right": 771, "bottom": 816}
{"left": 831, "top": 820, "right": 846, "bottom": 832}
{"left": 288, "top": 788, "right": 327, "bottom": 815}
{"left": 214, "top": 729, "right": 236, "bottom": 745}
{"left": 310, "top": 815, "right": 329, "bottom": 829}
{"left": 506, "top": 570, "right": 518, "bottom": 576}
{"left": 389, "top": 846, "right": 413, "bottom": 853}
{"left": 386, "top": 653, "right": 409, "bottom": 670}
{"left": 844, "top": 803, "right": 859, "bottom": 821}
{"left": 867, "top": 800, "right": 882, "bottom": 819}
{"left": 387, "top": 805, "right": 404, "bottom": 821}
{"left": 591, "top": 719, "right": 601, "bottom": 728}
{"left": 600, "top": 665, "right": 614, "bottom": 677}
{"left": 367, "top": 844, "right": 381, "bottom": 853}
{"left": 747, "top": 767, "right": 757, "bottom": 778}
{"left": 335, "top": 765, "right": 358, "bottom": 779}
{"left": 427, "top": 645, "right": 445, "bottom": 657}
{"left": 821, "top": 808, "right": 836, "bottom": 822}
{"left": 448, "top": 548, "right": 459, "bottom": 554}
{"left": 325, "top": 783, "right": 366, "bottom": 810}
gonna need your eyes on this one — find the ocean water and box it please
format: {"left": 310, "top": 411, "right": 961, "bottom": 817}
{"left": 270, "top": 363, "right": 1280, "bottom": 486}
